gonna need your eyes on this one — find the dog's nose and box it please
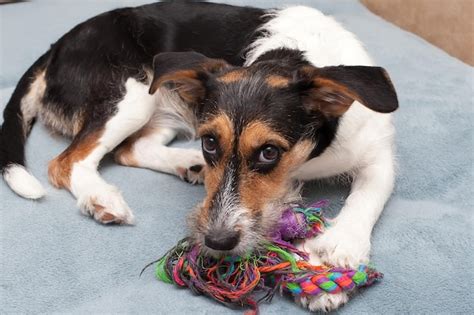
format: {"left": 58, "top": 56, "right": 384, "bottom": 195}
{"left": 204, "top": 230, "right": 240, "bottom": 251}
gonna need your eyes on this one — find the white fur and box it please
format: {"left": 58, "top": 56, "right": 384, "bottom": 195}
{"left": 3, "top": 164, "right": 45, "bottom": 199}
{"left": 152, "top": 87, "right": 199, "bottom": 139}
{"left": 70, "top": 78, "right": 156, "bottom": 224}
{"left": 204, "top": 167, "right": 258, "bottom": 255}
{"left": 248, "top": 6, "right": 396, "bottom": 312}
{"left": 115, "top": 85, "right": 206, "bottom": 183}
{"left": 212, "top": 167, "right": 239, "bottom": 227}
{"left": 72, "top": 165, "right": 135, "bottom": 224}
{"left": 20, "top": 70, "right": 46, "bottom": 135}
{"left": 294, "top": 243, "right": 349, "bottom": 311}
{"left": 69, "top": 77, "right": 208, "bottom": 223}
{"left": 246, "top": 6, "right": 373, "bottom": 67}
{"left": 124, "top": 126, "right": 205, "bottom": 184}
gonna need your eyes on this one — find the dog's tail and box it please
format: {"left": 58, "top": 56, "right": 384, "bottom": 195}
{"left": 1, "top": 51, "right": 50, "bottom": 199}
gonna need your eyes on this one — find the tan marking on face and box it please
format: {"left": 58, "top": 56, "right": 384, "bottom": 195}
{"left": 266, "top": 75, "right": 290, "bottom": 88}
{"left": 114, "top": 126, "right": 157, "bottom": 167}
{"left": 196, "top": 113, "right": 234, "bottom": 226}
{"left": 217, "top": 70, "right": 246, "bottom": 84}
{"left": 193, "top": 161, "right": 225, "bottom": 235}
{"left": 239, "top": 139, "right": 314, "bottom": 214}
{"left": 239, "top": 121, "right": 290, "bottom": 158}
{"left": 48, "top": 130, "right": 103, "bottom": 189}
{"left": 201, "top": 163, "right": 225, "bottom": 215}
{"left": 198, "top": 113, "right": 234, "bottom": 157}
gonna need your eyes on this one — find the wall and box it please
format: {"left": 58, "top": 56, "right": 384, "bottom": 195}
{"left": 361, "top": 0, "right": 473, "bottom": 66}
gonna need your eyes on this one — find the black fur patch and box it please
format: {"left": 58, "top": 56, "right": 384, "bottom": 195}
{"left": 42, "top": 2, "right": 265, "bottom": 134}
{"left": 2, "top": 1, "right": 398, "bottom": 181}
{"left": 1, "top": 2, "right": 267, "bottom": 171}
{"left": 0, "top": 52, "right": 50, "bottom": 172}
{"left": 200, "top": 48, "right": 340, "bottom": 158}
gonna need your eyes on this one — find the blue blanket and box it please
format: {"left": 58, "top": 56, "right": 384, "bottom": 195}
{"left": 1, "top": 0, "right": 472, "bottom": 313}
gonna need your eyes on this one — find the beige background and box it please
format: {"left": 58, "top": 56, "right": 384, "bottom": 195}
{"left": 361, "top": 0, "right": 474, "bottom": 66}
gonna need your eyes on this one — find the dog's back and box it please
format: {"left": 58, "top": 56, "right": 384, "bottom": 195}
{"left": 0, "top": 2, "right": 265, "bottom": 199}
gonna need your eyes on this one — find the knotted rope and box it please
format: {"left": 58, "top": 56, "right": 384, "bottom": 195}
{"left": 151, "top": 201, "right": 383, "bottom": 313}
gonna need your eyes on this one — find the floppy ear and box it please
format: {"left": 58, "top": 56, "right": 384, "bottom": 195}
{"left": 297, "top": 65, "right": 398, "bottom": 117}
{"left": 149, "top": 51, "right": 229, "bottom": 104}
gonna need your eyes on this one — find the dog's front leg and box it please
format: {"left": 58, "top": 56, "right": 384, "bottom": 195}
{"left": 299, "top": 148, "right": 395, "bottom": 311}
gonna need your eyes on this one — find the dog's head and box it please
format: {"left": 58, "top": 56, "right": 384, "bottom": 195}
{"left": 150, "top": 50, "right": 398, "bottom": 255}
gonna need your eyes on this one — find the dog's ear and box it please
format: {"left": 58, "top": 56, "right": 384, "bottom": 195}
{"left": 149, "top": 52, "right": 230, "bottom": 104}
{"left": 296, "top": 65, "right": 398, "bottom": 117}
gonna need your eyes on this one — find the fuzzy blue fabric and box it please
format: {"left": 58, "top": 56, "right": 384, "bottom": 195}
{"left": 1, "top": 1, "right": 472, "bottom": 313}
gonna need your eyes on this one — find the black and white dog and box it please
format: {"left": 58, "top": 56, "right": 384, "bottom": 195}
{"left": 0, "top": 2, "right": 397, "bottom": 311}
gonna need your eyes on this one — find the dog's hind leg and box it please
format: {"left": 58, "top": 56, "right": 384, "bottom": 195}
{"left": 48, "top": 78, "right": 155, "bottom": 224}
{"left": 114, "top": 126, "right": 205, "bottom": 184}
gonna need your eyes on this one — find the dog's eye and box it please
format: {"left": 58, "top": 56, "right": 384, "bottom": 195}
{"left": 258, "top": 145, "right": 280, "bottom": 163}
{"left": 251, "top": 145, "right": 281, "bottom": 173}
{"left": 202, "top": 135, "right": 218, "bottom": 155}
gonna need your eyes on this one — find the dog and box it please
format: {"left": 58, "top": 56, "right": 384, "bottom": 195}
{"left": 0, "top": 2, "right": 398, "bottom": 311}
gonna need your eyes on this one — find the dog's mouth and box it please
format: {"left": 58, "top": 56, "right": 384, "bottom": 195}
{"left": 189, "top": 181, "right": 305, "bottom": 257}
{"left": 189, "top": 218, "right": 267, "bottom": 258}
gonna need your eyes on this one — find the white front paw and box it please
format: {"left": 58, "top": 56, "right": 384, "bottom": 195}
{"left": 175, "top": 149, "right": 205, "bottom": 185}
{"left": 77, "top": 184, "right": 135, "bottom": 225}
{"left": 297, "top": 292, "right": 349, "bottom": 312}
{"left": 306, "top": 224, "right": 371, "bottom": 269}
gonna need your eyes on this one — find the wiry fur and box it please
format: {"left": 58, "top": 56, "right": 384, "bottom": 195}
{"left": 247, "top": 7, "right": 396, "bottom": 311}
{"left": 1, "top": 3, "right": 397, "bottom": 312}
{"left": 152, "top": 87, "right": 199, "bottom": 139}
{"left": 189, "top": 179, "right": 304, "bottom": 257}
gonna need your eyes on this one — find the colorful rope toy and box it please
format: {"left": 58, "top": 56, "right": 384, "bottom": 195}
{"left": 151, "top": 201, "right": 383, "bottom": 313}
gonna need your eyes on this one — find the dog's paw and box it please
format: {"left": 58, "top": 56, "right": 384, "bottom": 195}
{"left": 175, "top": 150, "right": 205, "bottom": 185}
{"left": 295, "top": 241, "right": 349, "bottom": 312}
{"left": 177, "top": 164, "right": 205, "bottom": 185}
{"left": 78, "top": 185, "right": 135, "bottom": 225}
{"left": 305, "top": 224, "right": 370, "bottom": 269}
{"left": 297, "top": 292, "right": 349, "bottom": 312}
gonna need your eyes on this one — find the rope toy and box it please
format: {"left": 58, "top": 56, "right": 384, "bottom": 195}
{"left": 150, "top": 201, "right": 383, "bottom": 313}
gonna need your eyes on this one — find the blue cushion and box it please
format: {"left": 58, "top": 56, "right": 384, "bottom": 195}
{"left": 1, "top": 1, "right": 472, "bottom": 313}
